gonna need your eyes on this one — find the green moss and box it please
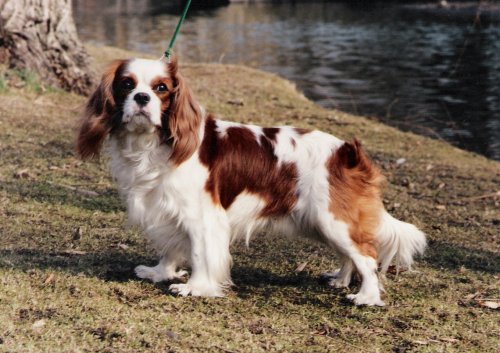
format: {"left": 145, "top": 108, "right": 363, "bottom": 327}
{"left": 0, "top": 75, "right": 7, "bottom": 93}
{"left": 12, "top": 68, "right": 44, "bottom": 92}
{"left": 0, "top": 45, "right": 498, "bottom": 353}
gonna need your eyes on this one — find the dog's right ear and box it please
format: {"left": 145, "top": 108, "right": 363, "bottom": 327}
{"left": 76, "top": 60, "right": 126, "bottom": 160}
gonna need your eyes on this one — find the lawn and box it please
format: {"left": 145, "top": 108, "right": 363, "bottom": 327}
{"left": 0, "top": 45, "right": 498, "bottom": 352}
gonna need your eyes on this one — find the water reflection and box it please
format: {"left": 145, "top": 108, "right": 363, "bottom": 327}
{"left": 73, "top": 1, "right": 500, "bottom": 160}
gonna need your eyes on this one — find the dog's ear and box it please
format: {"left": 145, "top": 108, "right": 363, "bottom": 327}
{"left": 76, "top": 60, "right": 126, "bottom": 160}
{"left": 166, "top": 55, "right": 202, "bottom": 165}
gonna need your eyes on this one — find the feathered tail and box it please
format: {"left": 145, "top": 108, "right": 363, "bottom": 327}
{"left": 376, "top": 211, "right": 426, "bottom": 273}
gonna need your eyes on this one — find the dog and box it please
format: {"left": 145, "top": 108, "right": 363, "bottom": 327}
{"left": 76, "top": 57, "right": 426, "bottom": 306}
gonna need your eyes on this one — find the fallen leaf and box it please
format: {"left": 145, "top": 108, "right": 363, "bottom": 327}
{"left": 477, "top": 300, "right": 499, "bottom": 309}
{"left": 14, "top": 168, "right": 33, "bottom": 179}
{"left": 118, "top": 243, "right": 129, "bottom": 250}
{"left": 227, "top": 99, "right": 244, "bottom": 106}
{"left": 43, "top": 273, "right": 55, "bottom": 285}
{"left": 464, "top": 292, "right": 480, "bottom": 300}
{"left": 32, "top": 319, "right": 45, "bottom": 331}
{"left": 413, "top": 340, "right": 428, "bottom": 345}
{"left": 439, "top": 337, "right": 459, "bottom": 343}
{"left": 295, "top": 262, "right": 308, "bottom": 273}
{"left": 395, "top": 158, "right": 406, "bottom": 166}
{"left": 435, "top": 205, "right": 446, "bottom": 210}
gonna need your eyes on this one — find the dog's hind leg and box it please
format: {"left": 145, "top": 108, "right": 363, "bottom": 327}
{"left": 319, "top": 139, "right": 385, "bottom": 305}
{"left": 318, "top": 216, "right": 384, "bottom": 306}
{"left": 325, "top": 255, "right": 355, "bottom": 288}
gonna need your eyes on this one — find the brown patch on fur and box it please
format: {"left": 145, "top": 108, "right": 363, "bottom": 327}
{"left": 290, "top": 137, "right": 296, "bottom": 148}
{"left": 200, "top": 117, "right": 298, "bottom": 216}
{"left": 294, "top": 127, "right": 310, "bottom": 135}
{"left": 262, "top": 127, "right": 280, "bottom": 142}
{"left": 77, "top": 60, "right": 128, "bottom": 159}
{"left": 150, "top": 75, "right": 175, "bottom": 115}
{"left": 164, "top": 56, "right": 202, "bottom": 165}
{"left": 150, "top": 75, "right": 174, "bottom": 117}
{"left": 150, "top": 76, "right": 175, "bottom": 93}
{"left": 327, "top": 140, "right": 385, "bottom": 258}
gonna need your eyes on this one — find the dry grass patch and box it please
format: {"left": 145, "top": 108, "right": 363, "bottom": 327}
{"left": 0, "top": 46, "right": 498, "bottom": 352}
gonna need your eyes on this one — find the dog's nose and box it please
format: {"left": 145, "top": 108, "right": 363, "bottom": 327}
{"left": 134, "top": 93, "right": 150, "bottom": 106}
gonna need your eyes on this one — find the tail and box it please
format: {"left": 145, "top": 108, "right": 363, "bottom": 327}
{"left": 376, "top": 211, "right": 426, "bottom": 273}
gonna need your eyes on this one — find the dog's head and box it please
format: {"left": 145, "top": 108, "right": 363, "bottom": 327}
{"left": 76, "top": 57, "right": 201, "bottom": 165}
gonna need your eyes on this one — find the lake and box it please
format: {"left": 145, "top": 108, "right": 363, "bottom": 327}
{"left": 73, "top": 0, "right": 500, "bottom": 160}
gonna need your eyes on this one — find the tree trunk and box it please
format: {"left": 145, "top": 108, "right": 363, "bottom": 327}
{"left": 0, "top": 0, "right": 95, "bottom": 95}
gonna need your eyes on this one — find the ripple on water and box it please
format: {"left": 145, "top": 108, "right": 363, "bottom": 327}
{"left": 73, "top": 1, "right": 500, "bottom": 160}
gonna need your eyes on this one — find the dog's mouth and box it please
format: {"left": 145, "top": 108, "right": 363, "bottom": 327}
{"left": 136, "top": 109, "right": 151, "bottom": 118}
{"left": 123, "top": 110, "right": 157, "bottom": 133}
{"left": 129, "top": 109, "right": 151, "bottom": 120}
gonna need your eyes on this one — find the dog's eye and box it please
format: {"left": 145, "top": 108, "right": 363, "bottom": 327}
{"left": 122, "top": 78, "right": 135, "bottom": 91}
{"left": 156, "top": 83, "right": 168, "bottom": 92}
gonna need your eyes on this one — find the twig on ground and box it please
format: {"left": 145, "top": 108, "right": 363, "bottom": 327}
{"left": 458, "top": 191, "right": 499, "bottom": 202}
{"left": 62, "top": 249, "right": 87, "bottom": 255}
{"left": 47, "top": 181, "right": 99, "bottom": 197}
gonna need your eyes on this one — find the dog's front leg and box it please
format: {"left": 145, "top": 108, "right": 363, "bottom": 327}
{"left": 169, "top": 212, "right": 232, "bottom": 297}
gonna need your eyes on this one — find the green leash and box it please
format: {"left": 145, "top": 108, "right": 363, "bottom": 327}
{"left": 163, "top": 0, "right": 193, "bottom": 62}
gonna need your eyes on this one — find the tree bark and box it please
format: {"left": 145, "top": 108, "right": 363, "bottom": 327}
{"left": 0, "top": 0, "right": 95, "bottom": 95}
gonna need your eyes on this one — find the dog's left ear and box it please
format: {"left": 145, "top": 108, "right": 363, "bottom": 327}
{"left": 166, "top": 56, "right": 202, "bottom": 165}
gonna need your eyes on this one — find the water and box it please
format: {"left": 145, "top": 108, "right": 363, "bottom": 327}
{"left": 73, "top": 1, "right": 500, "bottom": 160}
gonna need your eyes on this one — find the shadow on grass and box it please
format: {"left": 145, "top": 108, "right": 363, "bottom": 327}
{"left": 0, "top": 238, "right": 497, "bottom": 303}
{"left": 231, "top": 264, "right": 350, "bottom": 307}
{"left": 423, "top": 239, "right": 500, "bottom": 274}
{"left": 0, "top": 180, "right": 123, "bottom": 213}
{"left": 0, "top": 248, "right": 144, "bottom": 282}
{"left": 0, "top": 248, "right": 340, "bottom": 302}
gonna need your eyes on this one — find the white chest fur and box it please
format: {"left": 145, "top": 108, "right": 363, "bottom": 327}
{"left": 106, "top": 133, "right": 210, "bottom": 231}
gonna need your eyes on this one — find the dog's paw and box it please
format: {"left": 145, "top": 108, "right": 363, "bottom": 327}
{"left": 135, "top": 265, "right": 188, "bottom": 283}
{"left": 169, "top": 283, "right": 193, "bottom": 296}
{"left": 169, "top": 283, "right": 224, "bottom": 297}
{"left": 346, "top": 293, "right": 385, "bottom": 307}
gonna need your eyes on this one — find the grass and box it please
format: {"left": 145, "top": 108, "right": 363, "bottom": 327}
{"left": 0, "top": 45, "right": 498, "bottom": 353}
{"left": 0, "top": 65, "right": 63, "bottom": 94}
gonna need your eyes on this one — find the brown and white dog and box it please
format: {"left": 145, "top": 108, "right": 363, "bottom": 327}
{"left": 77, "top": 57, "right": 426, "bottom": 306}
